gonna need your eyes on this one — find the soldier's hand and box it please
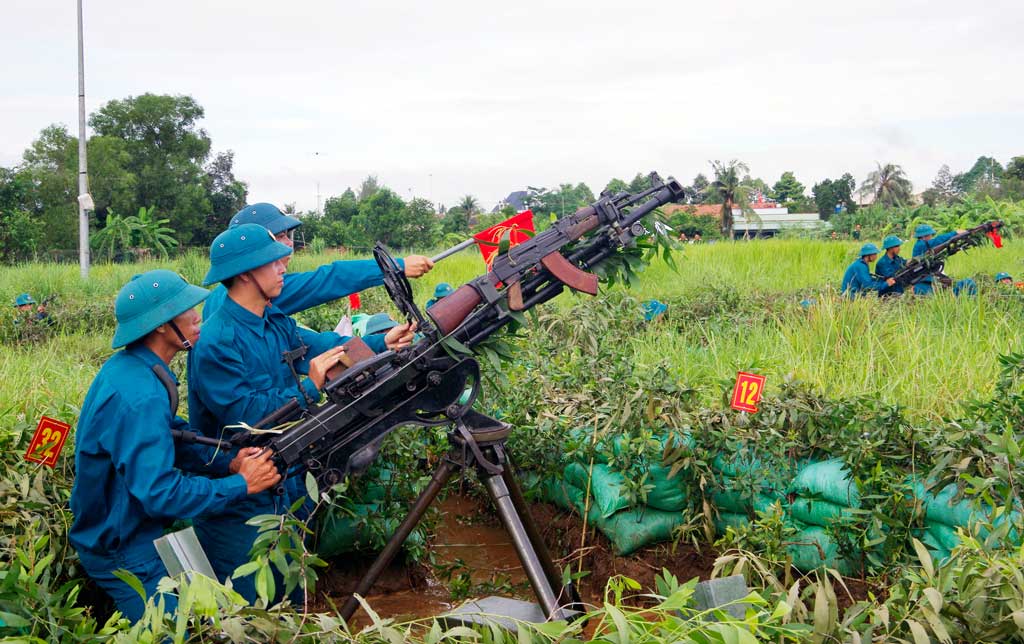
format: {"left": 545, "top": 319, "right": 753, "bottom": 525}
{"left": 403, "top": 255, "right": 434, "bottom": 278}
{"left": 309, "top": 345, "right": 348, "bottom": 389}
{"left": 956, "top": 229, "right": 967, "bottom": 235}
{"left": 229, "top": 447, "right": 264, "bottom": 474}
{"left": 886, "top": 278, "right": 896, "bottom": 286}
{"left": 385, "top": 321, "right": 417, "bottom": 350}
{"left": 237, "top": 449, "right": 282, "bottom": 495}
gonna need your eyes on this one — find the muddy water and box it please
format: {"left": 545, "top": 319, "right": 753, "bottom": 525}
{"left": 343, "top": 494, "right": 531, "bottom": 627}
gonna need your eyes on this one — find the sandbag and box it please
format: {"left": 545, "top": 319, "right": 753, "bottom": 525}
{"left": 564, "top": 462, "right": 629, "bottom": 518}
{"left": 316, "top": 502, "right": 422, "bottom": 558}
{"left": 789, "top": 497, "right": 855, "bottom": 527}
{"left": 787, "top": 526, "right": 857, "bottom": 576}
{"left": 927, "top": 522, "right": 961, "bottom": 552}
{"left": 923, "top": 484, "right": 974, "bottom": 527}
{"left": 586, "top": 505, "right": 685, "bottom": 556}
{"left": 713, "top": 511, "right": 750, "bottom": 533}
{"left": 540, "top": 477, "right": 586, "bottom": 514}
{"left": 790, "top": 459, "right": 861, "bottom": 508}
{"left": 711, "top": 489, "right": 780, "bottom": 515}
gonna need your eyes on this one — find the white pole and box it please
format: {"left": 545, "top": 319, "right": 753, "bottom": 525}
{"left": 77, "top": 0, "right": 90, "bottom": 278}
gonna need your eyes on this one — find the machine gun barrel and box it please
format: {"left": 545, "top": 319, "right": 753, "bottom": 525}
{"left": 890, "top": 220, "right": 1002, "bottom": 288}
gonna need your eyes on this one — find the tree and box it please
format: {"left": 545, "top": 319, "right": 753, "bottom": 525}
{"left": 688, "top": 173, "right": 709, "bottom": 204}
{"left": 89, "top": 94, "right": 214, "bottom": 245}
{"left": 323, "top": 188, "right": 358, "bottom": 224}
{"left": 924, "top": 164, "right": 960, "bottom": 206}
{"left": 771, "top": 171, "right": 806, "bottom": 203}
{"left": 203, "top": 151, "right": 248, "bottom": 239}
{"left": 861, "top": 162, "right": 913, "bottom": 207}
{"left": 441, "top": 206, "right": 470, "bottom": 236}
{"left": 357, "top": 175, "right": 380, "bottom": 202}
{"left": 812, "top": 173, "right": 857, "bottom": 219}
{"left": 1006, "top": 156, "right": 1024, "bottom": 182}
{"left": 954, "top": 156, "right": 1004, "bottom": 196}
{"left": 132, "top": 205, "right": 179, "bottom": 257}
{"left": 707, "top": 160, "right": 752, "bottom": 238}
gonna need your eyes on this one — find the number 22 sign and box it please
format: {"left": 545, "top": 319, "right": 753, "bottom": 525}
{"left": 730, "top": 372, "right": 766, "bottom": 413}
{"left": 24, "top": 416, "right": 71, "bottom": 468}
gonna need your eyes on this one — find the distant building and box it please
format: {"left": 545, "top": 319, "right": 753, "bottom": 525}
{"left": 663, "top": 203, "right": 825, "bottom": 238}
{"left": 493, "top": 190, "right": 529, "bottom": 213}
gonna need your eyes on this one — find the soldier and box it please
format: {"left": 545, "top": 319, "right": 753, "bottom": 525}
{"left": 69, "top": 270, "right": 281, "bottom": 622}
{"left": 875, "top": 235, "right": 907, "bottom": 297}
{"left": 188, "top": 224, "right": 415, "bottom": 605}
{"left": 841, "top": 243, "right": 895, "bottom": 299}
{"left": 202, "top": 203, "right": 433, "bottom": 320}
{"left": 996, "top": 272, "right": 1014, "bottom": 286}
{"left": 426, "top": 282, "right": 454, "bottom": 308}
{"left": 911, "top": 224, "right": 966, "bottom": 295}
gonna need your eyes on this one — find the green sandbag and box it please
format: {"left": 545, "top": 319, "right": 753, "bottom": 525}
{"left": 919, "top": 528, "right": 952, "bottom": 564}
{"left": 567, "top": 427, "right": 610, "bottom": 463}
{"left": 586, "top": 505, "right": 685, "bottom": 556}
{"left": 316, "top": 502, "right": 423, "bottom": 558}
{"left": 790, "top": 459, "right": 860, "bottom": 508}
{"left": 923, "top": 484, "right": 974, "bottom": 527}
{"left": 643, "top": 465, "right": 688, "bottom": 512}
{"left": 712, "top": 450, "right": 765, "bottom": 478}
{"left": 788, "top": 526, "right": 856, "bottom": 576}
{"left": 789, "top": 497, "right": 855, "bottom": 527}
{"left": 711, "top": 489, "right": 780, "bottom": 515}
{"left": 564, "top": 462, "right": 629, "bottom": 518}
{"left": 357, "top": 467, "right": 394, "bottom": 504}
{"left": 713, "top": 511, "right": 750, "bottom": 533}
{"left": 540, "top": 477, "right": 586, "bottom": 514}
{"left": 927, "top": 522, "right": 961, "bottom": 552}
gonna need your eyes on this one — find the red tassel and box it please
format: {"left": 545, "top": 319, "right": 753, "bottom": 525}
{"left": 348, "top": 293, "right": 361, "bottom": 309}
{"left": 988, "top": 230, "right": 1003, "bottom": 248}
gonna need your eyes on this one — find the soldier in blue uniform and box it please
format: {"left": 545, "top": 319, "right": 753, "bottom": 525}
{"left": 188, "top": 224, "right": 416, "bottom": 605}
{"left": 426, "top": 282, "right": 454, "bottom": 308}
{"left": 69, "top": 270, "right": 281, "bottom": 622}
{"left": 874, "top": 235, "right": 907, "bottom": 297}
{"left": 911, "top": 224, "right": 966, "bottom": 295}
{"left": 996, "top": 272, "right": 1013, "bottom": 286}
{"left": 202, "top": 203, "right": 433, "bottom": 320}
{"left": 841, "top": 243, "right": 895, "bottom": 299}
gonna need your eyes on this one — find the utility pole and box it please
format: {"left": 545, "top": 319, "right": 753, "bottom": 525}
{"left": 76, "top": 0, "right": 92, "bottom": 278}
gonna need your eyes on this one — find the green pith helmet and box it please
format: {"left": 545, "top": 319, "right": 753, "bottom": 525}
{"left": 433, "top": 283, "right": 453, "bottom": 299}
{"left": 13, "top": 293, "right": 36, "bottom": 307}
{"left": 229, "top": 203, "right": 302, "bottom": 235}
{"left": 112, "top": 270, "right": 209, "bottom": 349}
{"left": 995, "top": 272, "right": 1012, "bottom": 283}
{"left": 364, "top": 312, "right": 399, "bottom": 335}
{"left": 914, "top": 224, "right": 937, "bottom": 238}
{"left": 882, "top": 235, "right": 903, "bottom": 250}
{"left": 203, "top": 223, "right": 292, "bottom": 286}
{"left": 859, "top": 243, "right": 881, "bottom": 257}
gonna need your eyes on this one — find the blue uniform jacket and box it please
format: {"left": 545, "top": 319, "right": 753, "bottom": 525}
{"left": 70, "top": 345, "right": 248, "bottom": 560}
{"left": 201, "top": 258, "right": 403, "bottom": 320}
{"left": 841, "top": 259, "right": 889, "bottom": 299}
{"left": 911, "top": 232, "right": 957, "bottom": 293}
{"left": 874, "top": 253, "right": 907, "bottom": 295}
{"left": 188, "top": 296, "right": 386, "bottom": 517}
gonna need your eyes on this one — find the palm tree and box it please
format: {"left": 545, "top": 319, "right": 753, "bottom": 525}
{"left": 861, "top": 162, "right": 914, "bottom": 207}
{"left": 133, "top": 206, "right": 179, "bottom": 257}
{"left": 459, "top": 195, "right": 480, "bottom": 226}
{"left": 707, "top": 160, "right": 753, "bottom": 239}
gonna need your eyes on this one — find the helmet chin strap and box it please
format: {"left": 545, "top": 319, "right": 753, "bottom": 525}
{"left": 246, "top": 271, "right": 274, "bottom": 305}
{"left": 167, "top": 320, "right": 193, "bottom": 351}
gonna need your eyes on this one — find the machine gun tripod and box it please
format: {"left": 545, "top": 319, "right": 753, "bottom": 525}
{"left": 338, "top": 408, "right": 583, "bottom": 623}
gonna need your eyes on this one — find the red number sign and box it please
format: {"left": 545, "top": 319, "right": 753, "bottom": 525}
{"left": 730, "top": 372, "right": 766, "bottom": 413}
{"left": 24, "top": 416, "right": 71, "bottom": 468}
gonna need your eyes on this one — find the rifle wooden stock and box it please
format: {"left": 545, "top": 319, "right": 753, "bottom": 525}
{"left": 325, "top": 336, "right": 377, "bottom": 381}
{"left": 428, "top": 284, "right": 483, "bottom": 334}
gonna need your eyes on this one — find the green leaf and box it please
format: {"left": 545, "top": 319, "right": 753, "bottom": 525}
{"left": 305, "top": 472, "right": 319, "bottom": 506}
{"left": 0, "top": 611, "right": 31, "bottom": 628}
{"left": 112, "top": 568, "right": 146, "bottom": 602}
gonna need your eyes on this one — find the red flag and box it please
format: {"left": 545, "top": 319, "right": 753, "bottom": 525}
{"left": 472, "top": 210, "right": 535, "bottom": 270}
{"left": 348, "top": 293, "right": 361, "bottom": 310}
{"left": 988, "top": 230, "right": 1003, "bottom": 248}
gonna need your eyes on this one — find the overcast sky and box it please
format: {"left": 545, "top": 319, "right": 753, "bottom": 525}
{"left": 2, "top": 0, "right": 1022, "bottom": 211}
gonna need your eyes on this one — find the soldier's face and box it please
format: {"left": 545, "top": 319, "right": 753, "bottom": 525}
{"left": 251, "top": 258, "right": 287, "bottom": 298}
{"left": 171, "top": 308, "right": 202, "bottom": 347}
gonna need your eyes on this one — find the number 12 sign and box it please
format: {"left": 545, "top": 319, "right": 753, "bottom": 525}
{"left": 731, "top": 372, "right": 766, "bottom": 413}
{"left": 24, "top": 416, "right": 71, "bottom": 468}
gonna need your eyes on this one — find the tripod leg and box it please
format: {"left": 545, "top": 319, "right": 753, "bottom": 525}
{"left": 481, "top": 470, "right": 573, "bottom": 621}
{"left": 501, "top": 463, "right": 583, "bottom": 612}
{"left": 340, "top": 457, "right": 458, "bottom": 622}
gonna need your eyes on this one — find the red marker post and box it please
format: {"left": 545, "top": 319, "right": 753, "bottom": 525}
{"left": 24, "top": 416, "right": 71, "bottom": 468}
{"left": 730, "top": 372, "right": 766, "bottom": 413}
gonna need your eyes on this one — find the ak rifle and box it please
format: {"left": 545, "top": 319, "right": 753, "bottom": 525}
{"left": 231, "top": 173, "right": 686, "bottom": 488}
{"left": 888, "top": 220, "right": 1003, "bottom": 289}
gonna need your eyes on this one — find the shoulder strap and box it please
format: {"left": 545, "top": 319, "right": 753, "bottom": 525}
{"left": 151, "top": 364, "right": 179, "bottom": 416}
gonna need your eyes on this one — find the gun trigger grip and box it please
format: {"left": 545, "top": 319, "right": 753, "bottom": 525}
{"left": 541, "top": 251, "right": 599, "bottom": 295}
{"left": 508, "top": 282, "right": 525, "bottom": 311}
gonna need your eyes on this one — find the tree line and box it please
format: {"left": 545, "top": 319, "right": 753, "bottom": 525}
{"left": 1, "top": 92, "right": 1021, "bottom": 261}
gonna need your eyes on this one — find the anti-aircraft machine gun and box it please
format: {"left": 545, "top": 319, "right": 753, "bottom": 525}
{"left": 886, "top": 220, "right": 1003, "bottom": 290}
{"left": 208, "top": 173, "right": 685, "bottom": 621}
